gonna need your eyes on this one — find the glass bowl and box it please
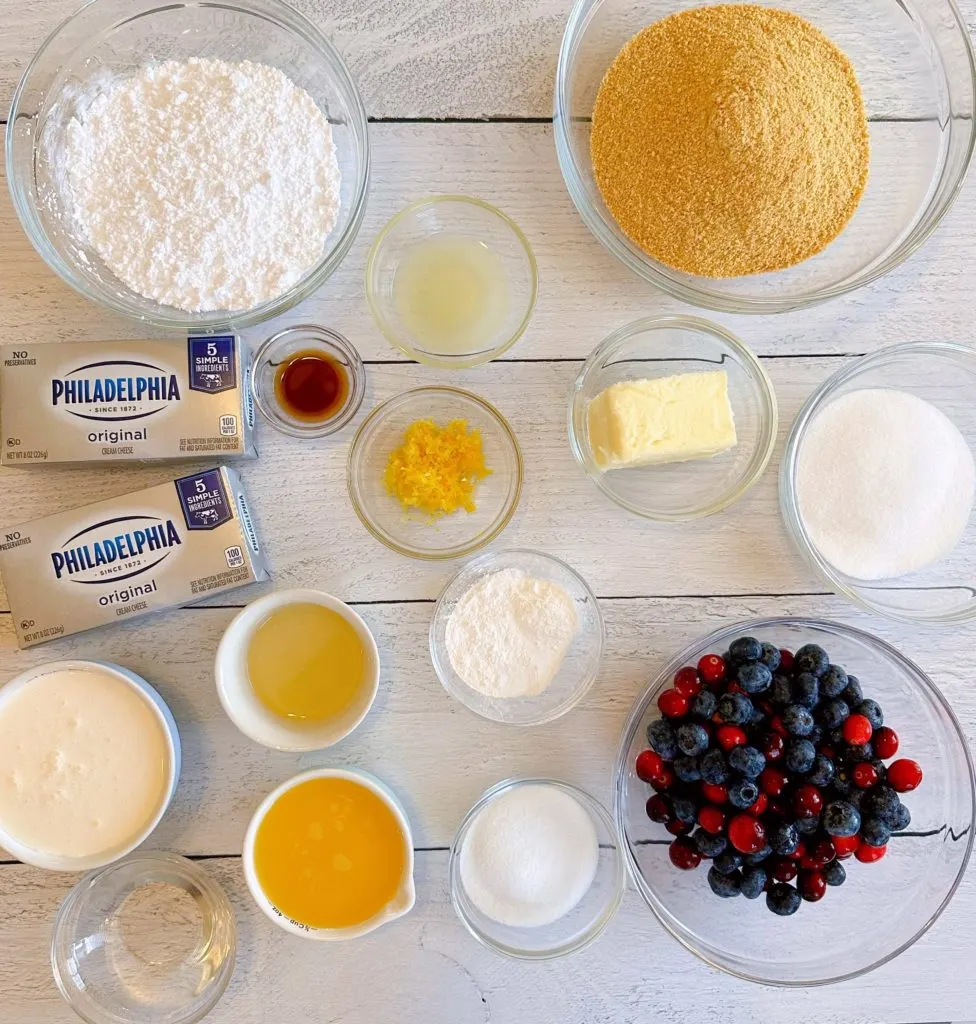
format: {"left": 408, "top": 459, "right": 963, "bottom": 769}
{"left": 430, "top": 549, "right": 605, "bottom": 725}
{"left": 251, "top": 325, "right": 366, "bottom": 438}
{"left": 6, "top": 0, "right": 369, "bottom": 330}
{"left": 615, "top": 617, "right": 976, "bottom": 986}
{"left": 554, "top": 0, "right": 976, "bottom": 314}
{"left": 51, "top": 851, "right": 236, "bottom": 1024}
{"left": 450, "top": 778, "right": 626, "bottom": 959}
{"left": 365, "top": 196, "right": 538, "bottom": 368}
{"left": 569, "top": 316, "right": 777, "bottom": 520}
{"left": 781, "top": 342, "right": 976, "bottom": 624}
{"left": 346, "top": 386, "right": 523, "bottom": 560}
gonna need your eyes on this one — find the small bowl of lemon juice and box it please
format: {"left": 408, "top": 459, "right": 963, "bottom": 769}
{"left": 366, "top": 195, "right": 538, "bottom": 368}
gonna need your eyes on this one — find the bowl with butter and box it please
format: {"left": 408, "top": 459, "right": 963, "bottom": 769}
{"left": 569, "top": 316, "right": 777, "bottom": 521}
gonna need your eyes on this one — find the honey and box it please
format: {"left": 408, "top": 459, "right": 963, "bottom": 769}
{"left": 247, "top": 602, "right": 365, "bottom": 723}
{"left": 274, "top": 349, "right": 349, "bottom": 422}
{"left": 253, "top": 776, "right": 408, "bottom": 929}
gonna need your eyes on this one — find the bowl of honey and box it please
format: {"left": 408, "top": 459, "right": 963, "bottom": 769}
{"left": 251, "top": 324, "right": 366, "bottom": 438}
{"left": 243, "top": 768, "right": 415, "bottom": 940}
{"left": 215, "top": 589, "right": 380, "bottom": 752}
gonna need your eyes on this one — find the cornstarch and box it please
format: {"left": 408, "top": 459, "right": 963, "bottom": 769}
{"left": 61, "top": 58, "right": 341, "bottom": 312}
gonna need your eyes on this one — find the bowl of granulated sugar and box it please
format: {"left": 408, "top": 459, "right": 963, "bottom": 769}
{"left": 7, "top": 0, "right": 369, "bottom": 330}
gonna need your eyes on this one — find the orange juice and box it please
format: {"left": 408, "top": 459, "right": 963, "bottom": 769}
{"left": 253, "top": 776, "right": 408, "bottom": 929}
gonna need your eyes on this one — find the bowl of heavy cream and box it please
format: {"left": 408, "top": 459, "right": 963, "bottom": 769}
{"left": 0, "top": 661, "right": 179, "bottom": 871}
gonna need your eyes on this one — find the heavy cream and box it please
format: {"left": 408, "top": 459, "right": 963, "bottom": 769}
{"left": 0, "top": 666, "right": 172, "bottom": 860}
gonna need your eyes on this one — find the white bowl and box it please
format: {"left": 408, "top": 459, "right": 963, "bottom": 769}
{"left": 242, "top": 768, "right": 416, "bottom": 940}
{"left": 0, "top": 660, "right": 180, "bottom": 871}
{"left": 215, "top": 589, "right": 380, "bottom": 752}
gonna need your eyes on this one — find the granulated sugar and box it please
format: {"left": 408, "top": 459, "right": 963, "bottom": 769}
{"left": 61, "top": 58, "right": 341, "bottom": 313}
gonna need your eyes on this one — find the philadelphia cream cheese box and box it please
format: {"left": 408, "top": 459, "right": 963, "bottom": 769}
{"left": 0, "top": 337, "right": 255, "bottom": 465}
{"left": 0, "top": 467, "right": 269, "bottom": 648}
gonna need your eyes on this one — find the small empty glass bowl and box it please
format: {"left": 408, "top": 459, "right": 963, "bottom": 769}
{"left": 615, "top": 618, "right": 975, "bottom": 986}
{"left": 347, "top": 386, "right": 523, "bottom": 559}
{"left": 450, "top": 778, "right": 626, "bottom": 959}
{"left": 365, "top": 196, "right": 538, "bottom": 368}
{"left": 250, "top": 325, "right": 366, "bottom": 438}
{"left": 781, "top": 342, "right": 976, "bottom": 624}
{"left": 51, "top": 851, "right": 236, "bottom": 1024}
{"left": 430, "top": 549, "right": 604, "bottom": 724}
{"left": 569, "top": 316, "right": 777, "bottom": 521}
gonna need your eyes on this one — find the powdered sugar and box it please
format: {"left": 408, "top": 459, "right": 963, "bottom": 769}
{"left": 61, "top": 58, "right": 341, "bottom": 313}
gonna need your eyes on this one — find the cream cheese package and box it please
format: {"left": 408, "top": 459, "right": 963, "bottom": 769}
{"left": 0, "top": 467, "right": 268, "bottom": 648}
{"left": 0, "top": 337, "right": 254, "bottom": 465}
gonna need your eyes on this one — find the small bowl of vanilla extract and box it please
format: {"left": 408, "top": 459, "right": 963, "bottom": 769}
{"left": 251, "top": 324, "right": 366, "bottom": 438}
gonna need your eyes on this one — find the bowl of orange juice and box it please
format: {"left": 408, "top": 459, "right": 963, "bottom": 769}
{"left": 243, "top": 768, "right": 416, "bottom": 940}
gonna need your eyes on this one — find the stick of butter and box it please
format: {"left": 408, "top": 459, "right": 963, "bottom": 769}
{"left": 586, "top": 371, "right": 737, "bottom": 470}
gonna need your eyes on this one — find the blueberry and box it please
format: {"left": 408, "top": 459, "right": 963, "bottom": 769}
{"left": 728, "top": 779, "right": 760, "bottom": 810}
{"left": 847, "top": 787, "right": 866, "bottom": 812}
{"left": 857, "top": 699, "right": 884, "bottom": 729}
{"left": 890, "top": 802, "right": 911, "bottom": 832}
{"left": 694, "top": 829, "right": 728, "bottom": 859}
{"left": 864, "top": 786, "right": 901, "bottom": 828}
{"left": 646, "top": 719, "right": 678, "bottom": 760}
{"left": 771, "top": 674, "right": 793, "bottom": 707}
{"left": 795, "top": 814, "right": 820, "bottom": 835}
{"left": 759, "top": 643, "right": 782, "bottom": 672}
{"left": 674, "top": 755, "right": 702, "bottom": 783}
{"left": 676, "top": 723, "right": 710, "bottom": 757}
{"left": 793, "top": 672, "right": 820, "bottom": 709}
{"left": 831, "top": 770, "right": 853, "bottom": 798}
{"left": 843, "top": 742, "right": 874, "bottom": 764}
{"left": 843, "top": 675, "right": 864, "bottom": 705}
{"left": 823, "top": 800, "right": 861, "bottom": 837}
{"left": 823, "top": 860, "right": 847, "bottom": 887}
{"left": 713, "top": 850, "right": 743, "bottom": 876}
{"left": 740, "top": 867, "right": 767, "bottom": 900}
{"left": 770, "top": 822, "right": 800, "bottom": 856}
{"left": 785, "top": 739, "right": 816, "bottom": 774}
{"left": 861, "top": 817, "right": 891, "bottom": 847}
{"left": 807, "top": 724, "right": 823, "bottom": 746}
{"left": 820, "top": 664, "right": 849, "bottom": 698}
{"left": 782, "top": 705, "right": 815, "bottom": 737}
{"left": 744, "top": 844, "right": 772, "bottom": 865}
{"left": 691, "top": 690, "right": 718, "bottom": 719}
{"left": 766, "top": 883, "right": 802, "bottom": 916}
{"left": 827, "top": 726, "right": 846, "bottom": 748}
{"left": 737, "top": 662, "right": 773, "bottom": 694}
{"left": 672, "top": 795, "right": 698, "bottom": 824}
{"left": 717, "top": 692, "right": 753, "bottom": 725}
{"left": 708, "top": 866, "right": 742, "bottom": 897}
{"left": 870, "top": 759, "right": 888, "bottom": 784}
{"left": 729, "top": 636, "right": 762, "bottom": 665}
{"left": 818, "top": 699, "right": 850, "bottom": 730}
{"left": 794, "top": 644, "right": 829, "bottom": 677}
{"left": 700, "top": 748, "right": 729, "bottom": 785}
{"left": 808, "top": 754, "right": 836, "bottom": 787}
{"left": 747, "top": 705, "right": 767, "bottom": 729}
{"left": 729, "top": 745, "right": 766, "bottom": 779}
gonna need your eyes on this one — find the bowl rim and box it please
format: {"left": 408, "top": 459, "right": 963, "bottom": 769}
{"left": 779, "top": 340, "right": 976, "bottom": 623}
{"left": 5, "top": 0, "right": 371, "bottom": 331}
{"left": 568, "top": 314, "right": 778, "bottom": 521}
{"left": 449, "top": 777, "right": 626, "bottom": 960}
{"left": 429, "top": 547, "right": 606, "bottom": 725}
{"left": 346, "top": 384, "right": 524, "bottom": 560}
{"left": 613, "top": 615, "right": 976, "bottom": 987}
{"left": 242, "top": 767, "right": 416, "bottom": 941}
{"left": 552, "top": 0, "right": 976, "bottom": 315}
{"left": 214, "top": 588, "right": 381, "bottom": 751}
{"left": 364, "top": 194, "right": 539, "bottom": 368}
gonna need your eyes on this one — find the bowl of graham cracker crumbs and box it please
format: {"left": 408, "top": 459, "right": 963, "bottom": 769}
{"left": 554, "top": 0, "right": 976, "bottom": 314}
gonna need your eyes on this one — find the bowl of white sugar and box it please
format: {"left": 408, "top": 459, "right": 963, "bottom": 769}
{"left": 781, "top": 342, "right": 976, "bottom": 624}
{"left": 6, "top": 0, "right": 369, "bottom": 330}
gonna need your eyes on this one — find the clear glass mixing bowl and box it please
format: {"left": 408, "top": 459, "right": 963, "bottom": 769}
{"left": 554, "top": 0, "right": 976, "bottom": 313}
{"left": 615, "top": 617, "right": 975, "bottom": 986}
{"left": 5, "top": 0, "right": 369, "bottom": 330}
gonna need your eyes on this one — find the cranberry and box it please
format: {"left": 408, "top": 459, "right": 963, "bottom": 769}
{"left": 635, "top": 749, "right": 665, "bottom": 783}
{"left": 666, "top": 818, "right": 693, "bottom": 836}
{"left": 650, "top": 766, "right": 676, "bottom": 793}
{"left": 799, "top": 870, "right": 827, "bottom": 902}
{"left": 766, "top": 797, "right": 788, "bottom": 819}
{"left": 843, "top": 714, "right": 873, "bottom": 745}
{"left": 792, "top": 784, "right": 823, "bottom": 819}
{"left": 658, "top": 689, "right": 690, "bottom": 719}
{"left": 697, "top": 653, "right": 727, "bottom": 687}
{"left": 668, "top": 836, "right": 702, "bottom": 870}
{"left": 716, "top": 725, "right": 747, "bottom": 752}
{"left": 832, "top": 834, "right": 861, "bottom": 859}
{"left": 887, "top": 758, "right": 923, "bottom": 793}
{"left": 759, "top": 766, "right": 788, "bottom": 797}
{"left": 701, "top": 782, "right": 728, "bottom": 805}
{"left": 771, "top": 857, "right": 798, "bottom": 883}
{"left": 769, "top": 714, "right": 788, "bottom": 738}
{"left": 748, "top": 792, "right": 769, "bottom": 816}
{"left": 728, "top": 813, "right": 767, "bottom": 854}
{"left": 819, "top": 745, "right": 836, "bottom": 761}
{"left": 674, "top": 666, "right": 702, "bottom": 698}
{"left": 645, "top": 794, "right": 672, "bottom": 823}
{"left": 726, "top": 682, "right": 745, "bottom": 695}
{"left": 788, "top": 840, "right": 808, "bottom": 861}
{"left": 778, "top": 649, "right": 794, "bottom": 672}
{"left": 806, "top": 838, "right": 836, "bottom": 867}
{"left": 872, "top": 726, "right": 900, "bottom": 760}
{"left": 698, "top": 805, "right": 726, "bottom": 834}
{"left": 852, "top": 763, "right": 880, "bottom": 789}
{"left": 761, "top": 732, "right": 785, "bottom": 762}
{"left": 855, "top": 842, "right": 887, "bottom": 864}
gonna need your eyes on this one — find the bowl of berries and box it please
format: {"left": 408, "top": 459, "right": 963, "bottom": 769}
{"left": 615, "top": 618, "right": 975, "bottom": 986}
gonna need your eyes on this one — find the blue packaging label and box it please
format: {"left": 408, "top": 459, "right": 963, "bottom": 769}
{"left": 175, "top": 469, "right": 233, "bottom": 530}
{"left": 188, "top": 336, "right": 237, "bottom": 394}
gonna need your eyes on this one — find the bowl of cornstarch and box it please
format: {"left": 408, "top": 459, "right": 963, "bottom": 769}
{"left": 430, "top": 549, "right": 605, "bottom": 725}
{"left": 6, "top": 0, "right": 369, "bottom": 330}
{"left": 781, "top": 342, "right": 976, "bottom": 624}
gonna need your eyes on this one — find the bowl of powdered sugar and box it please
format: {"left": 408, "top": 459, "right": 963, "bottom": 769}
{"left": 6, "top": 0, "right": 369, "bottom": 329}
